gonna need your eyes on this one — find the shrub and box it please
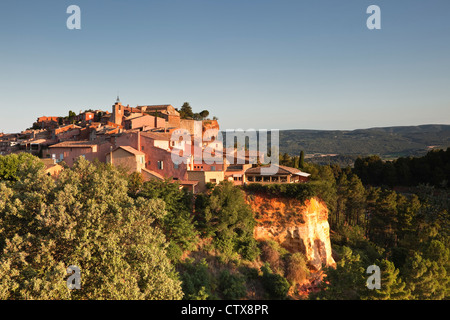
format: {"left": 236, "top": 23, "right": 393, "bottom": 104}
{"left": 219, "top": 270, "right": 246, "bottom": 300}
{"left": 261, "top": 263, "right": 290, "bottom": 299}
{"left": 260, "top": 241, "right": 283, "bottom": 272}
{"left": 180, "top": 259, "right": 213, "bottom": 300}
{"left": 243, "top": 183, "right": 318, "bottom": 202}
{"left": 285, "top": 252, "right": 309, "bottom": 285}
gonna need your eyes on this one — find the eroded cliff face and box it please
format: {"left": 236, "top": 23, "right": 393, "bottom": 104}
{"left": 246, "top": 192, "right": 336, "bottom": 271}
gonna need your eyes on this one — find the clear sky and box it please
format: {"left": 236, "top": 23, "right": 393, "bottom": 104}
{"left": 0, "top": 0, "right": 449, "bottom": 133}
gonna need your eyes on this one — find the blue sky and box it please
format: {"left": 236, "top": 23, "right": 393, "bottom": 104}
{"left": 0, "top": 0, "right": 449, "bottom": 133}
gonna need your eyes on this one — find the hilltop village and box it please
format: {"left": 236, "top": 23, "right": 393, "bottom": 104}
{"left": 0, "top": 99, "right": 310, "bottom": 193}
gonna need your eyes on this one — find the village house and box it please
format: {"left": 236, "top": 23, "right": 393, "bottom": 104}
{"left": 21, "top": 138, "right": 51, "bottom": 156}
{"left": 178, "top": 180, "right": 199, "bottom": 194}
{"left": 138, "top": 131, "right": 189, "bottom": 181}
{"left": 106, "top": 145, "right": 146, "bottom": 174}
{"left": 35, "top": 116, "right": 60, "bottom": 130}
{"left": 0, "top": 134, "right": 20, "bottom": 155}
{"left": 186, "top": 170, "right": 225, "bottom": 192}
{"left": 123, "top": 114, "right": 165, "bottom": 130}
{"left": 113, "top": 130, "right": 190, "bottom": 181}
{"left": 53, "top": 124, "right": 81, "bottom": 142}
{"left": 41, "top": 158, "right": 64, "bottom": 177}
{"left": 75, "top": 111, "right": 95, "bottom": 124}
{"left": 5, "top": 98, "right": 313, "bottom": 194}
{"left": 138, "top": 104, "right": 181, "bottom": 128}
{"left": 245, "top": 165, "right": 311, "bottom": 184}
{"left": 46, "top": 139, "right": 113, "bottom": 166}
{"left": 224, "top": 163, "right": 254, "bottom": 185}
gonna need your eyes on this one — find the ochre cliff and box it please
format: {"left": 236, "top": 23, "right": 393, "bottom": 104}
{"left": 245, "top": 192, "right": 336, "bottom": 271}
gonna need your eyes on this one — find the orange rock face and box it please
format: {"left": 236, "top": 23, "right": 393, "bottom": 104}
{"left": 246, "top": 192, "right": 336, "bottom": 271}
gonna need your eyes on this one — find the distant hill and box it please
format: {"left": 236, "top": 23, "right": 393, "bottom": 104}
{"left": 278, "top": 124, "right": 450, "bottom": 160}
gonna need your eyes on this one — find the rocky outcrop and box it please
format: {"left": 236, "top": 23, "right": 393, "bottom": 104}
{"left": 246, "top": 192, "right": 336, "bottom": 271}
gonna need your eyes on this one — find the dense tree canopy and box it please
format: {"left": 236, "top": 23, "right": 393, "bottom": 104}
{"left": 0, "top": 150, "right": 448, "bottom": 300}
{"left": 0, "top": 155, "right": 182, "bottom": 299}
{"left": 353, "top": 148, "right": 450, "bottom": 188}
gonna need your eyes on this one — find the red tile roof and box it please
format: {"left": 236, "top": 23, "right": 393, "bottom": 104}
{"left": 141, "top": 131, "right": 173, "bottom": 141}
{"left": 49, "top": 140, "right": 98, "bottom": 148}
{"left": 179, "top": 180, "right": 199, "bottom": 186}
{"left": 141, "top": 168, "right": 165, "bottom": 180}
{"left": 114, "top": 146, "right": 145, "bottom": 157}
{"left": 245, "top": 164, "right": 309, "bottom": 176}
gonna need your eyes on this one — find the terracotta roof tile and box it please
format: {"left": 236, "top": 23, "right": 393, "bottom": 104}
{"left": 245, "top": 164, "right": 307, "bottom": 176}
{"left": 141, "top": 168, "right": 165, "bottom": 180}
{"left": 49, "top": 140, "right": 97, "bottom": 148}
{"left": 114, "top": 146, "right": 145, "bottom": 156}
{"left": 140, "top": 131, "right": 173, "bottom": 141}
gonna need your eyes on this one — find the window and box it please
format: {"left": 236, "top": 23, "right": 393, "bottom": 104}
{"left": 174, "top": 163, "right": 179, "bottom": 169}
{"left": 210, "top": 179, "right": 217, "bottom": 184}
{"left": 141, "top": 146, "right": 144, "bottom": 151}
{"left": 211, "top": 166, "right": 216, "bottom": 171}
{"left": 157, "top": 161, "right": 164, "bottom": 170}
{"left": 140, "top": 156, "right": 144, "bottom": 164}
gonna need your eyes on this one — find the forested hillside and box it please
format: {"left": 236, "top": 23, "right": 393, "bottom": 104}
{"left": 0, "top": 152, "right": 449, "bottom": 300}
{"left": 278, "top": 124, "right": 450, "bottom": 158}
{"left": 279, "top": 150, "right": 450, "bottom": 299}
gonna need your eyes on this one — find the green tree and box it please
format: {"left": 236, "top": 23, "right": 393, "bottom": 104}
{"left": 202, "top": 181, "right": 259, "bottom": 261}
{"left": 345, "top": 174, "right": 367, "bottom": 227}
{"left": 361, "top": 259, "right": 411, "bottom": 300}
{"left": 0, "top": 157, "right": 183, "bottom": 300}
{"left": 179, "top": 102, "right": 194, "bottom": 119}
{"left": 0, "top": 153, "right": 43, "bottom": 182}
{"left": 402, "top": 240, "right": 449, "bottom": 299}
{"left": 285, "top": 252, "right": 309, "bottom": 286}
{"left": 132, "top": 178, "right": 199, "bottom": 261}
{"left": 279, "top": 153, "right": 291, "bottom": 166}
{"left": 310, "top": 246, "right": 365, "bottom": 300}
{"left": 199, "top": 110, "right": 210, "bottom": 120}
{"left": 180, "top": 259, "right": 213, "bottom": 300}
{"left": 367, "top": 189, "right": 399, "bottom": 248}
{"left": 261, "top": 263, "right": 290, "bottom": 299}
{"left": 68, "top": 110, "right": 77, "bottom": 124}
{"left": 299, "top": 150, "right": 305, "bottom": 169}
{"left": 218, "top": 269, "right": 246, "bottom": 299}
